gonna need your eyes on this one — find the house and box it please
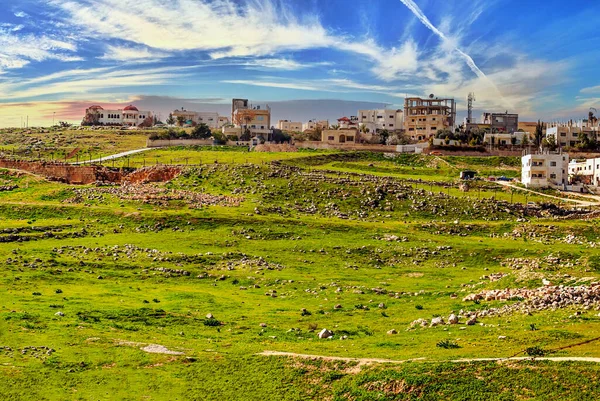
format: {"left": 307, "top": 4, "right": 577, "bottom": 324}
{"left": 404, "top": 96, "right": 456, "bottom": 141}
{"left": 277, "top": 120, "right": 302, "bottom": 132}
{"left": 321, "top": 129, "right": 357, "bottom": 144}
{"left": 483, "top": 131, "right": 528, "bottom": 146}
{"left": 568, "top": 158, "right": 600, "bottom": 186}
{"left": 357, "top": 109, "right": 403, "bottom": 133}
{"left": 521, "top": 151, "right": 569, "bottom": 189}
{"left": 546, "top": 122, "right": 599, "bottom": 148}
{"left": 481, "top": 112, "right": 519, "bottom": 133}
{"left": 302, "top": 120, "right": 329, "bottom": 132}
{"left": 337, "top": 116, "right": 358, "bottom": 130}
{"left": 83, "top": 105, "right": 152, "bottom": 127}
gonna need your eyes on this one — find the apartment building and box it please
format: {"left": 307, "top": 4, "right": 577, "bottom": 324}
{"left": 568, "top": 158, "right": 600, "bottom": 186}
{"left": 232, "top": 104, "right": 271, "bottom": 136}
{"left": 357, "top": 109, "right": 403, "bottom": 132}
{"left": 83, "top": 105, "right": 152, "bottom": 126}
{"left": 483, "top": 131, "right": 528, "bottom": 146}
{"left": 404, "top": 96, "right": 456, "bottom": 141}
{"left": 172, "top": 109, "right": 227, "bottom": 128}
{"left": 481, "top": 112, "right": 519, "bottom": 133}
{"left": 277, "top": 120, "right": 302, "bottom": 132}
{"left": 521, "top": 151, "right": 569, "bottom": 189}
{"left": 302, "top": 120, "right": 329, "bottom": 132}
{"left": 546, "top": 122, "right": 600, "bottom": 148}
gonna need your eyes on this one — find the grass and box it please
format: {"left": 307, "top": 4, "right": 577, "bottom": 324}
{"left": 0, "top": 148, "right": 599, "bottom": 399}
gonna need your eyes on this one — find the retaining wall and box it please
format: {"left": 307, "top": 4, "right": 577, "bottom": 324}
{"left": 0, "top": 159, "right": 104, "bottom": 184}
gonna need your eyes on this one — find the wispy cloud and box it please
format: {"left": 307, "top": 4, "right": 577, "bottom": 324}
{"left": 0, "top": 26, "right": 80, "bottom": 72}
{"left": 98, "top": 45, "right": 169, "bottom": 63}
{"left": 222, "top": 80, "right": 321, "bottom": 91}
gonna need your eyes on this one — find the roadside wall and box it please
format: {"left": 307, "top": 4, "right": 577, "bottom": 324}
{"left": 147, "top": 139, "right": 213, "bottom": 147}
{"left": 295, "top": 141, "right": 399, "bottom": 152}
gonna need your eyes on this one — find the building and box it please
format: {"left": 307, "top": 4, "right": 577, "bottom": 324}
{"left": 277, "top": 120, "right": 303, "bottom": 132}
{"left": 404, "top": 96, "right": 456, "bottom": 141}
{"left": 172, "top": 109, "right": 227, "bottom": 128}
{"left": 521, "top": 151, "right": 569, "bottom": 189}
{"left": 218, "top": 116, "right": 230, "bottom": 127}
{"left": 232, "top": 98, "right": 249, "bottom": 121}
{"left": 546, "top": 122, "right": 599, "bottom": 148}
{"left": 358, "top": 109, "right": 403, "bottom": 133}
{"left": 483, "top": 131, "right": 528, "bottom": 146}
{"left": 518, "top": 121, "right": 538, "bottom": 135}
{"left": 302, "top": 120, "right": 329, "bottom": 132}
{"left": 321, "top": 128, "right": 357, "bottom": 144}
{"left": 481, "top": 112, "right": 519, "bottom": 133}
{"left": 568, "top": 158, "right": 600, "bottom": 186}
{"left": 232, "top": 104, "right": 271, "bottom": 137}
{"left": 337, "top": 116, "right": 358, "bottom": 130}
{"left": 83, "top": 105, "right": 152, "bottom": 127}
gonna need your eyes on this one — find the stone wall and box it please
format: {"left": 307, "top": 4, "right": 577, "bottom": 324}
{"left": 295, "top": 141, "right": 399, "bottom": 152}
{"left": 0, "top": 159, "right": 103, "bottom": 184}
{"left": 147, "top": 139, "right": 214, "bottom": 148}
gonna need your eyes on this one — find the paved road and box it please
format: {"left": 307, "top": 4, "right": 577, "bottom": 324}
{"left": 70, "top": 148, "right": 152, "bottom": 165}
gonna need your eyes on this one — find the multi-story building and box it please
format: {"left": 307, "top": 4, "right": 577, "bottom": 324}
{"left": 231, "top": 98, "right": 249, "bottom": 121}
{"left": 546, "top": 122, "right": 600, "bottom": 148}
{"left": 568, "top": 158, "right": 600, "bottom": 186}
{"left": 481, "top": 112, "right": 519, "bottom": 133}
{"left": 404, "top": 96, "right": 456, "bottom": 141}
{"left": 521, "top": 151, "right": 569, "bottom": 189}
{"left": 302, "top": 120, "right": 329, "bottom": 132}
{"left": 358, "top": 109, "right": 403, "bottom": 133}
{"left": 172, "top": 109, "right": 227, "bottom": 128}
{"left": 232, "top": 104, "right": 271, "bottom": 136}
{"left": 83, "top": 105, "right": 152, "bottom": 126}
{"left": 277, "top": 120, "right": 303, "bottom": 132}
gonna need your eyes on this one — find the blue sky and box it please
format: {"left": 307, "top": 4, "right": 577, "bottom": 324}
{"left": 0, "top": 0, "right": 599, "bottom": 127}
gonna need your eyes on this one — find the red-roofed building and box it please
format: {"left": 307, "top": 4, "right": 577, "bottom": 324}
{"left": 83, "top": 104, "right": 152, "bottom": 126}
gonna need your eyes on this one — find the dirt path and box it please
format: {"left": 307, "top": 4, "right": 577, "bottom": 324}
{"left": 259, "top": 350, "right": 600, "bottom": 365}
{"left": 70, "top": 147, "right": 152, "bottom": 165}
{"left": 496, "top": 181, "right": 600, "bottom": 206}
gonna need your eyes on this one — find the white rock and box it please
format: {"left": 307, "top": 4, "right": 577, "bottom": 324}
{"left": 448, "top": 314, "right": 459, "bottom": 324}
{"left": 318, "top": 328, "right": 333, "bottom": 339}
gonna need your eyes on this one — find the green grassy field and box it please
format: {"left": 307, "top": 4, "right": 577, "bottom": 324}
{"left": 1, "top": 147, "right": 600, "bottom": 400}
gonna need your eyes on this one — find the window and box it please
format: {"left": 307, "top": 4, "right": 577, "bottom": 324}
{"left": 432, "top": 118, "right": 436, "bottom": 121}
{"left": 409, "top": 128, "right": 414, "bottom": 131}
{"left": 560, "top": 133, "right": 566, "bottom": 137}
{"left": 550, "top": 174, "right": 557, "bottom": 179}
{"left": 389, "top": 115, "right": 394, "bottom": 119}
{"left": 328, "top": 136, "right": 334, "bottom": 140}
{"left": 389, "top": 124, "right": 394, "bottom": 127}
{"left": 257, "top": 116, "right": 264, "bottom": 121}
{"left": 550, "top": 161, "right": 556, "bottom": 166}
{"left": 347, "top": 136, "right": 354, "bottom": 141}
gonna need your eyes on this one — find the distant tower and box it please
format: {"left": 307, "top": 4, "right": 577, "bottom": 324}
{"left": 467, "top": 93, "right": 476, "bottom": 124}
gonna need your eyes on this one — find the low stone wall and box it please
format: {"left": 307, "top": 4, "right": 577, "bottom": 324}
{"left": 147, "top": 139, "right": 214, "bottom": 147}
{"left": 295, "top": 141, "right": 399, "bottom": 152}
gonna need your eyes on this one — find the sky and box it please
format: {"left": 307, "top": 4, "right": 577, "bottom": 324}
{"left": 0, "top": 0, "right": 599, "bottom": 128}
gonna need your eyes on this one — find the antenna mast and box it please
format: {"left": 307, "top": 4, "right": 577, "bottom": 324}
{"left": 467, "top": 92, "right": 476, "bottom": 123}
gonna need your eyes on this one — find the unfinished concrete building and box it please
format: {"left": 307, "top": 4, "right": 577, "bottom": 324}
{"left": 404, "top": 96, "right": 456, "bottom": 141}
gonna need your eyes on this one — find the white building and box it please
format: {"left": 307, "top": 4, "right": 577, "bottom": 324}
{"left": 172, "top": 109, "right": 227, "bottom": 128}
{"left": 568, "top": 158, "right": 600, "bottom": 186}
{"left": 278, "top": 120, "right": 303, "bottom": 131}
{"left": 83, "top": 105, "right": 152, "bottom": 126}
{"left": 521, "top": 151, "right": 569, "bottom": 189}
{"left": 358, "top": 109, "right": 403, "bottom": 133}
{"left": 483, "top": 131, "right": 528, "bottom": 146}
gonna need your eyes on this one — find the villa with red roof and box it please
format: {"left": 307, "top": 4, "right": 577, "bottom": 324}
{"left": 83, "top": 105, "right": 152, "bottom": 126}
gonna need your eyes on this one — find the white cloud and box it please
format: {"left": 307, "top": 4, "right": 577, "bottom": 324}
{"left": 222, "top": 80, "right": 321, "bottom": 91}
{"left": 14, "top": 11, "right": 28, "bottom": 18}
{"left": 580, "top": 85, "right": 600, "bottom": 94}
{"left": 0, "top": 27, "right": 79, "bottom": 72}
{"left": 99, "top": 45, "right": 169, "bottom": 62}
{"left": 241, "top": 58, "right": 330, "bottom": 71}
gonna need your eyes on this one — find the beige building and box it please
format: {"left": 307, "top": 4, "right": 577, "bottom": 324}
{"left": 358, "top": 109, "right": 403, "bottom": 132}
{"left": 172, "top": 109, "right": 227, "bottom": 128}
{"left": 277, "top": 120, "right": 302, "bottom": 132}
{"left": 322, "top": 129, "right": 358, "bottom": 144}
{"left": 233, "top": 105, "right": 271, "bottom": 136}
{"left": 546, "top": 123, "right": 600, "bottom": 148}
{"left": 302, "top": 120, "right": 329, "bottom": 132}
{"left": 404, "top": 96, "right": 456, "bottom": 141}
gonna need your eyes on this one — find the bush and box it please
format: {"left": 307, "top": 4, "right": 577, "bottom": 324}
{"left": 436, "top": 339, "right": 461, "bottom": 349}
{"left": 191, "top": 123, "right": 211, "bottom": 139}
{"left": 525, "top": 346, "right": 546, "bottom": 357}
{"left": 203, "top": 317, "right": 221, "bottom": 327}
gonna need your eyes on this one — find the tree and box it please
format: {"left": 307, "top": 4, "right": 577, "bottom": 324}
{"left": 543, "top": 134, "right": 557, "bottom": 151}
{"left": 534, "top": 120, "right": 544, "bottom": 147}
{"left": 379, "top": 129, "right": 390, "bottom": 144}
{"left": 577, "top": 132, "right": 591, "bottom": 149}
{"left": 510, "top": 135, "right": 517, "bottom": 145}
{"left": 233, "top": 110, "right": 257, "bottom": 135}
{"left": 191, "top": 123, "right": 211, "bottom": 139}
{"left": 166, "top": 113, "right": 175, "bottom": 126}
{"left": 176, "top": 116, "right": 186, "bottom": 127}
{"left": 522, "top": 135, "right": 529, "bottom": 146}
